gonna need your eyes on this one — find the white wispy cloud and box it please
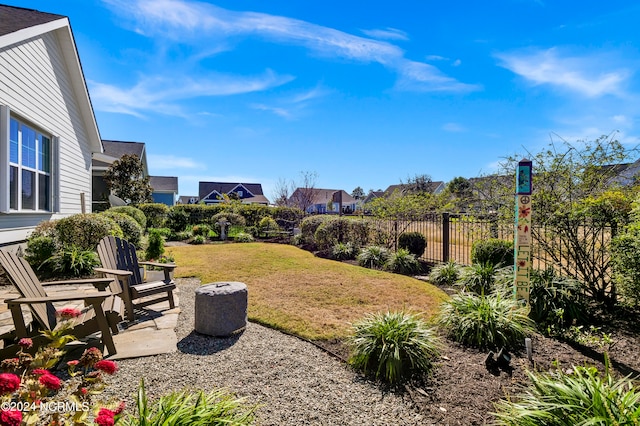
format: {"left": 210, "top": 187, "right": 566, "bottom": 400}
{"left": 148, "top": 154, "right": 205, "bottom": 170}
{"left": 360, "top": 27, "right": 409, "bottom": 41}
{"left": 101, "top": 0, "right": 474, "bottom": 93}
{"left": 443, "top": 122, "right": 466, "bottom": 132}
{"left": 89, "top": 70, "right": 294, "bottom": 117}
{"left": 250, "top": 104, "right": 292, "bottom": 119}
{"left": 252, "top": 86, "right": 331, "bottom": 119}
{"left": 496, "top": 47, "right": 631, "bottom": 97}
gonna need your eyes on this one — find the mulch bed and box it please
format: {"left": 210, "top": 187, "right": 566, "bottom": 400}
{"left": 313, "top": 302, "right": 640, "bottom": 425}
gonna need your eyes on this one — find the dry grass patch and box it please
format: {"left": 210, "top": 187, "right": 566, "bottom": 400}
{"left": 168, "top": 243, "right": 448, "bottom": 340}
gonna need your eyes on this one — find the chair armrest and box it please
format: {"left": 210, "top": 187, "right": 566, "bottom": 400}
{"left": 5, "top": 291, "right": 112, "bottom": 305}
{"left": 41, "top": 277, "right": 117, "bottom": 291}
{"left": 138, "top": 261, "right": 176, "bottom": 270}
{"left": 94, "top": 267, "right": 133, "bottom": 277}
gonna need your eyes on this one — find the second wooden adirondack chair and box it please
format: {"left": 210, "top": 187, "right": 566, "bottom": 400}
{"left": 96, "top": 236, "right": 176, "bottom": 321}
{"left": 0, "top": 250, "right": 123, "bottom": 357}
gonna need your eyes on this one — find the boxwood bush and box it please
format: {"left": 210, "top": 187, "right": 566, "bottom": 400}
{"left": 106, "top": 205, "right": 147, "bottom": 229}
{"left": 101, "top": 211, "right": 143, "bottom": 248}
{"left": 138, "top": 203, "right": 169, "bottom": 229}
{"left": 398, "top": 232, "right": 427, "bottom": 257}
{"left": 54, "top": 214, "right": 123, "bottom": 251}
{"left": 471, "top": 238, "right": 514, "bottom": 267}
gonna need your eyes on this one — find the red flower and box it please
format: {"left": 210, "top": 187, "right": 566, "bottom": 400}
{"left": 113, "top": 401, "right": 125, "bottom": 415}
{"left": 94, "top": 360, "right": 118, "bottom": 375}
{"left": 39, "top": 373, "right": 61, "bottom": 391}
{"left": 94, "top": 408, "right": 115, "bottom": 426}
{"left": 0, "top": 373, "right": 20, "bottom": 394}
{"left": 31, "top": 369, "right": 49, "bottom": 376}
{"left": 18, "top": 338, "right": 33, "bottom": 349}
{"left": 57, "top": 307, "right": 82, "bottom": 319}
{"left": 0, "top": 409, "right": 22, "bottom": 426}
{"left": 80, "top": 387, "right": 88, "bottom": 395}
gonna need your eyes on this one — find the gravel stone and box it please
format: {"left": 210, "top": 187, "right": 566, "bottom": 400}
{"left": 102, "top": 278, "right": 421, "bottom": 425}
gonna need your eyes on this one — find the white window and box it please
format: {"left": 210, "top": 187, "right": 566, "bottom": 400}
{"left": 1, "top": 107, "right": 56, "bottom": 213}
{"left": 237, "top": 190, "right": 243, "bottom": 197}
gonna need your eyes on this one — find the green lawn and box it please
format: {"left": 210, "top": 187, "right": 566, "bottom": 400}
{"left": 168, "top": 243, "right": 448, "bottom": 341}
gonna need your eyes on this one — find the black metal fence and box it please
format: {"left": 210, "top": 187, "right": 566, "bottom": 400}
{"left": 372, "top": 213, "right": 613, "bottom": 284}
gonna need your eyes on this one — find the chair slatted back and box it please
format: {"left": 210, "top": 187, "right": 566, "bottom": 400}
{"left": 97, "top": 236, "right": 143, "bottom": 286}
{"left": 0, "top": 250, "right": 56, "bottom": 330}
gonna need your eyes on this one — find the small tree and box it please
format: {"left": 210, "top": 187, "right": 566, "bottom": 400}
{"left": 288, "top": 171, "right": 318, "bottom": 212}
{"left": 351, "top": 186, "right": 365, "bottom": 200}
{"left": 103, "top": 154, "right": 152, "bottom": 205}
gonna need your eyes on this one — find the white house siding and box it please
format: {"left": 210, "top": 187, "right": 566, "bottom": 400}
{"left": 0, "top": 29, "right": 93, "bottom": 244}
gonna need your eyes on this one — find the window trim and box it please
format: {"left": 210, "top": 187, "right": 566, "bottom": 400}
{"left": 0, "top": 106, "right": 59, "bottom": 214}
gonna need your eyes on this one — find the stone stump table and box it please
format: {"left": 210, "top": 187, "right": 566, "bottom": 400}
{"left": 195, "top": 282, "right": 248, "bottom": 336}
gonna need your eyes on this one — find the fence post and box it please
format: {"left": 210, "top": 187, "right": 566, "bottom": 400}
{"left": 442, "top": 213, "right": 450, "bottom": 263}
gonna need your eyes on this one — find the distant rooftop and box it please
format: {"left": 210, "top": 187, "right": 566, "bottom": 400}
{"left": 0, "top": 4, "right": 64, "bottom": 38}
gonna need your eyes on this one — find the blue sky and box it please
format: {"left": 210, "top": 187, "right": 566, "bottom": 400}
{"left": 7, "top": 0, "right": 640, "bottom": 200}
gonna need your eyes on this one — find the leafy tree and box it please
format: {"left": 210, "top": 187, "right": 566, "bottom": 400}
{"left": 498, "top": 134, "right": 638, "bottom": 304}
{"left": 401, "top": 174, "right": 433, "bottom": 194}
{"left": 351, "top": 186, "right": 365, "bottom": 200}
{"left": 103, "top": 154, "right": 152, "bottom": 205}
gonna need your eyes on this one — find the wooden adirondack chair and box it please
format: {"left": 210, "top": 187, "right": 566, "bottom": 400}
{"left": 96, "top": 236, "right": 176, "bottom": 321}
{"left": 0, "top": 250, "right": 123, "bottom": 356}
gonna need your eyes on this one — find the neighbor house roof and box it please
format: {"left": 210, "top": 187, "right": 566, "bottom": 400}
{"left": 199, "top": 182, "right": 265, "bottom": 200}
{"left": 177, "top": 195, "right": 199, "bottom": 204}
{"left": 293, "top": 188, "right": 357, "bottom": 205}
{"left": 150, "top": 176, "right": 178, "bottom": 193}
{"left": 0, "top": 4, "right": 102, "bottom": 153}
{"left": 92, "top": 140, "right": 148, "bottom": 175}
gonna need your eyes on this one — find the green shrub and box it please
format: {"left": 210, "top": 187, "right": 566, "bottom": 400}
{"left": 493, "top": 359, "right": 640, "bottom": 425}
{"left": 398, "top": 232, "right": 427, "bottom": 257}
{"left": 471, "top": 238, "right": 514, "bottom": 267}
{"left": 146, "top": 229, "right": 165, "bottom": 260}
{"left": 24, "top": 235, "right": 57, "bottom": 269}
{"left": 120, "top": 379, "right": 256, "bottom": 426}
{"left": 258, "top": 216, "right": 280, "bottom": 236}
{"left": 106, "top": 205, "right": 147, "bottom": 229}
{"left": 427, "top": 260, "right": 462, "bottom": 286}
{"left": 314, "top": 217, "right": 351, "bottom": 249}
{"left": 149, "top": 227, "right": 172, "bottom": 239}
{"left": 101, "top": 211, "right": 143, "bottom": 248}
{"left": 348, "top": 311, "right": 440, "bottom": 385}
{"left": 192, "top": 224, "right": 211, "bottom": 237}
{"left": 385, "top": 249, "right": 422, "bottom": 275}
{"left": 437, "top": 291, "right": 535, "bottom": 349}
{"left": 357, "top": 246, "right": 390, "bottom": 269}
{"left": 54, "top": 214, "right": 123, "bottom": 251}
{"left": 529, "top": 267, "right": 587, "bottom": 332}
{"left": 191, "top": 235, "right": 206, "bottom": 245}
{"left": 332, "top": 242, "right": 357, "bottom": 261}
{"left": 234, "top": 232, "right": 254, "bottom": 243}
{"left": 173, "top": 230, "right": 193, "bottom": 241}
{"left": 41, "top": 245, "right": 99, "bottom": 277}
{"left": 211, "top": 212, "right": 246, "bottom": 227}
{"left": 611, "top": 224, "right": 640, "bottom": 306}
{"left": 138, "top": 203, "right": 169, "bottom": 229}
{"left": 166, "top": 208, "right": 190, "bottom": 232}
{"left": 458, "top": 262, "right": 500, "bottom": 294}
{"left": 300, "top": 215, "right": 331, "bottom": 246}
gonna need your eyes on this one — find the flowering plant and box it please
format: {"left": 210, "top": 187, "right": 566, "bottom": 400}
{"left": 0, "top": 309, "right": 124, "bottom": 425}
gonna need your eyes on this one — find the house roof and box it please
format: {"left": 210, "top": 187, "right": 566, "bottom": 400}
{"left": 294, "top": 188, "right": 357, "bottom": 205}
{"left": 199, "top": 182, "right": 265, "bottom": 200}
{"left": 0, "top": 5, "right": 63, "bottom": 36}
{"left": 0, "top": 4, "right": 102, "bottom": 153}
{"left": 177, "top": 196, "right": 199, "bottom": 204}
{"left": 150, "top": 176, "right": 178, "bottom": 193}
{"left": 101, "top": 140, "right": 146, "bottom": 159}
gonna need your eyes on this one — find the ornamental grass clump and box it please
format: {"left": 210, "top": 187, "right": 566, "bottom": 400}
{"left": 120, "top": 379, "right": 256, "bottom": 425}
{"left": 427, "top": 260, "right": 462, "bottom": 286}
{"left": 348, "top": 311, "right": 440, "bottom": 385}
{"left": 493, "top": 356, "right": 640, "bottom": 425}
{"left": 385, "top": 249, "right": 422, "bottom": 275}
{"left": 357, "top": 245, "right": 390, "bottom": 270}
{"left": 437, "top": 291, "right": 535, "bottom": 350}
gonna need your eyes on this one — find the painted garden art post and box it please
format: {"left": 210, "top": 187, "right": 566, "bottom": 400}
{"left": 514, "top": 159, "right": 532, "bottom": 304}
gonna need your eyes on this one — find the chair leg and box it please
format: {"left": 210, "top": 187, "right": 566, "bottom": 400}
{"left": 89, "top": 300, "right": 117, "bottom": 356}
{"left": 168, "top": 291, "right": 175, "bottom": 310}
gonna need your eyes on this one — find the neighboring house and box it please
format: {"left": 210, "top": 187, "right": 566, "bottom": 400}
{"left": 150, "top": 176, "right": 178, "bottom": 206}
{"left": 289, "top": 188, "right": 357, "bottom": 214}
{"left": 0, "top": 5, "right": 103, "bottom": 246}
{"left": 199, "top": 182, "right": 270, "bottom": 205}
{"left": 177, "top": 195, "right": 199, "bottom": 205}
{"left": 92, "top": 140, "right": 178, "bottom": 209}
{"left": 92, "top": 140, "right": 147, "bottom": 211}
